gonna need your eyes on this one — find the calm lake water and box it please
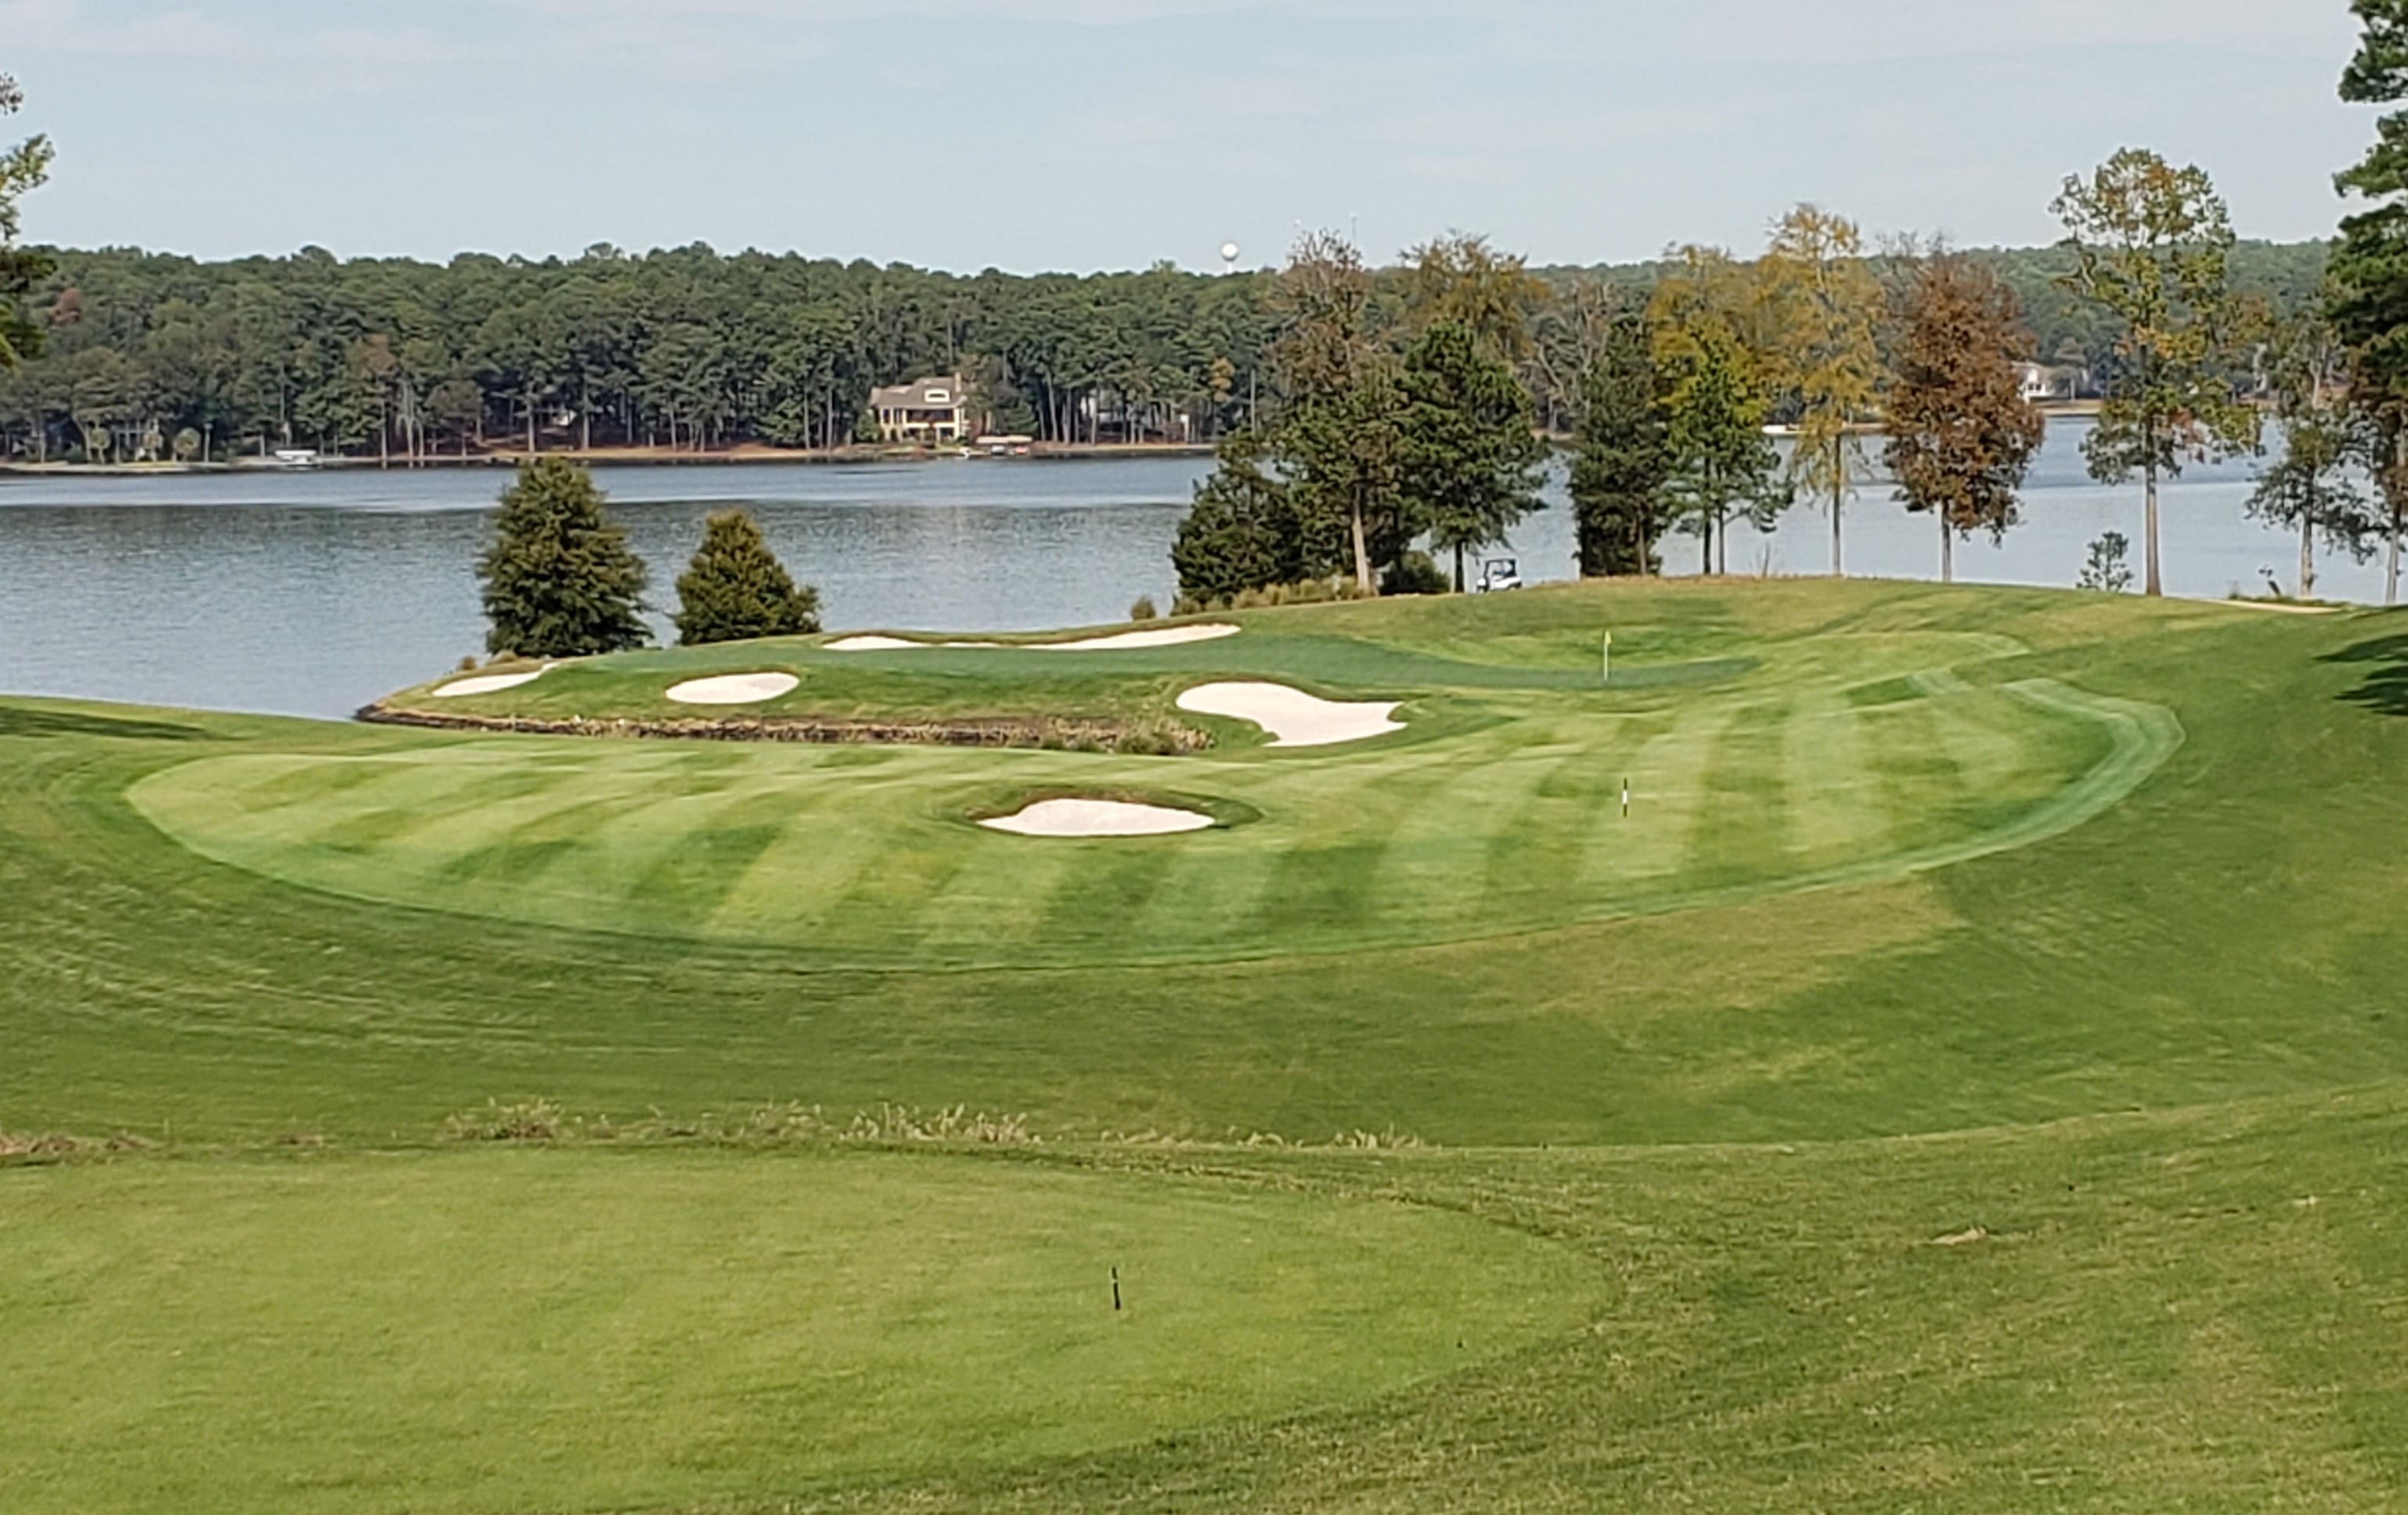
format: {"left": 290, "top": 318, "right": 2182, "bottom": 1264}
{"left": 0, "top": 421, "right": 2385, "bottom": 720}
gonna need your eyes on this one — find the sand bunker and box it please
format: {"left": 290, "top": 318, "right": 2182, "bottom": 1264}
{"left": 827, "top": 625, "right": 1240, "bottom": 654}
{"left": 980, "top": 798, "right": 1217, "bottom": 838}
{"left": 665, "top": 672, "right": 801, "bottom": 705}
{"left": 430, "top": 668, "right": 546, "bottom": 698}
{"left": 1176, "top": 683, "right": 1404, "bottom": 748}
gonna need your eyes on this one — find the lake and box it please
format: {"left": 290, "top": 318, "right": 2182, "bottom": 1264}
{"left": 0, "top": 421, "right": 2385, "bottom": 720}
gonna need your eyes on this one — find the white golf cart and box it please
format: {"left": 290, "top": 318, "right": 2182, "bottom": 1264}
{"left": 1475, "top": 557, "right": 1524, "bottom": 593}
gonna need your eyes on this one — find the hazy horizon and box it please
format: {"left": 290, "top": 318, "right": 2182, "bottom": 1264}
{"left": 1, "top": 1, "right": 2372, "bottom": 276}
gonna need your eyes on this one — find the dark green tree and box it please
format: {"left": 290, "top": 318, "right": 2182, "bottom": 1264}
{"left": 1663, "top": 332, "right": 1788, "bottom": 575}
{"left": 2331, "top": 0, "right": 2408, "bottom": 602}
{"left": 673, "top": 509, "right": 820, "bottom": 645}
{"left": 1397, "top": 322, "right": 1546, "bottom": 591}
{"left": 1172, "top": 427, "right": 1304, "bottom": 601}
{"left": 0, "top": 68, "right": 53, "bottom": 373}
{"left": 1568, "top": 313, "right": 1670, "bottom": 576}
{"left": 476, "top": 458, "right": 650, "bottom": 658}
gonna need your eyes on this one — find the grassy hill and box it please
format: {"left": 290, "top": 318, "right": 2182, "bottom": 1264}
{"left": 5, "top": 578, "right": 2408, "bottom": 1513}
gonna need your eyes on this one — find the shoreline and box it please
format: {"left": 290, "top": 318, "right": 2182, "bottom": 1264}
{"left": 0, "top": 441, "right": 1219, "bottom": 478}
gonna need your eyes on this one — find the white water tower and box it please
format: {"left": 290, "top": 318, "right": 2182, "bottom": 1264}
{"left": 1220, "top": 242, "right": 1241, "bottom": 276}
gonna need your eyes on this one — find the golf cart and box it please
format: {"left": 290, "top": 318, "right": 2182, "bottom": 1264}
{"left": 1475, "top": 557, "right": 1524, "bottom": 593}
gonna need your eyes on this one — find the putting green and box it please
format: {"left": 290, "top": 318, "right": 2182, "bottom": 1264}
{"left": 129, "top": 627, "right": 2176, "bottom": 968}
{"left": 0, "top": 1148, "right": 1600, "bottom": 1515}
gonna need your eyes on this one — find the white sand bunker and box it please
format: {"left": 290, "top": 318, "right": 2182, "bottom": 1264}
{"left": 980, "top": 798, "right": 1216, "bottom": 838}
{"left": 430, "top": 667, "right": 546, "bottom": 698}
{"left": 827, "top": 625, "right": 1240, "bottom": 654}
{"left": 665, "top": 672, "right": 801, "bottom": 705}
{"left": 1177, "top": 682, "right": 1404, "bottom": 748}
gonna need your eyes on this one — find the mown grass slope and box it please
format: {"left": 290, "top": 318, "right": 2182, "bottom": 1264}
{"left": 5, "top": 579, "right": 2408, "bottom": 1514}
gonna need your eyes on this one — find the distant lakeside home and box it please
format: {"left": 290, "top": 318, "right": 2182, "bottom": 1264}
{"left": 869, "top": 377, "right": 975, "bottom": 443}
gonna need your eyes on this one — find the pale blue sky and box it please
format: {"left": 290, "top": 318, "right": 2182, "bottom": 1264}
{"left": 0, "top": 0, "right": 2374, "bottom": 270}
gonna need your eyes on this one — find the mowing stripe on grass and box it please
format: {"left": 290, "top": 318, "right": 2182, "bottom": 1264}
{"left": 1696, "top": 699, "right": 1795, "bottom": 885}
{"left": 1584, "top": 702, "right": 1737, "bottom": 889}
{"left": 1782, "top": 688, "right": 1880, "bottom": 868}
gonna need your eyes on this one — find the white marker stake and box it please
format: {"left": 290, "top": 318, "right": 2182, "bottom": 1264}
{"left": 1602, "top": 631, "right": 1613, "bottom": 688}
{"left": 1622, "top": 778, "right": 1631, "bottom": 819}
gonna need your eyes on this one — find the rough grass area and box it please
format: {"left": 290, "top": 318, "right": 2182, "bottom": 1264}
{"left": 5, "top": 579, "right": 2408, "bottom": 1513}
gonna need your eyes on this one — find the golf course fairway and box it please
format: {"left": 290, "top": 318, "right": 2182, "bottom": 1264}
{"left": 8, "top": 578, "right": 2408, "bottom": 1513}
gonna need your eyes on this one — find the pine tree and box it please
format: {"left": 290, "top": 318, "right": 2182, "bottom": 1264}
{"left": 673, "top": 509, "right": 821, "bottom": 646}
{"left": 1568, "top": 313, "right": 1670, "bottom": 577}
{"left": 476, "top": 457, "right": 650, "bottom": 658}
{"left": 1397, "top": 322, "right": 1546, "bottom": 592}
{"left": 2330, "top": 0, "right": 2408, "bottom": 602}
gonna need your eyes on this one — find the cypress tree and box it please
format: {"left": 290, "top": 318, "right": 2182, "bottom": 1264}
{"left": 673, "top": 509, "right": 822, "bottom": 646}
{"left": 1568, "top": 314, "right": 1671, "bottom": 577}
{"left": 476, "top": 457, "right": 651, "bottom": 658}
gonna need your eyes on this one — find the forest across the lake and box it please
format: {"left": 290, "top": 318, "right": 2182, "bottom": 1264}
{"left": 0, "top": 237, "right": 2330, "bottom": 467}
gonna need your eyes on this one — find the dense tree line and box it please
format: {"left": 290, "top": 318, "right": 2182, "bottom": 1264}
{"left": 0, "top": 233, "right": 2327, "bottom": 467}
{"left": 0, "top": 246, "right": 1282, "bottom": 464}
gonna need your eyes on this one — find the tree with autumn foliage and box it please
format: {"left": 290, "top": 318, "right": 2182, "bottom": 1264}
{"left": 1401, "top": 233, "right": 1548, "bottom": 366}
{"left": 1271, "top": 232, "right": 1407, "bottom": 594}
{"left": 1884, "top": 254, "right": 2048, "bottom": 584}
{"left": 1760, "top": 206, "right": 1887, "bottom": 576}
{"left": 2053, "top": 150, "right": 2259, "bottom": 596}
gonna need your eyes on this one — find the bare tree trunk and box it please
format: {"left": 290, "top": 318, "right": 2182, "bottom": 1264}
{"left": 1351, "top": 500, "right": 1374, "bottom": 595}
{"left": 1940, "top": 510, "right": 1953, "bottom": 585}
{"left": 2390, "top": 502, "right": 2403, "bottom": 608}
{"left": 1830, "top": 439, "right": 1844, "bottom": 577}
{"left": 1453, "top": 542, "right": 1465, "bottom": 593}
{"left": 524, "top": 393, "right": 536, "bottom": 455}
{"left": 2143, "top": 460, "right": 2163, "bottom": 597}
{"left": 2302, "top": 516, "right": 2316, "bottom": 602}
